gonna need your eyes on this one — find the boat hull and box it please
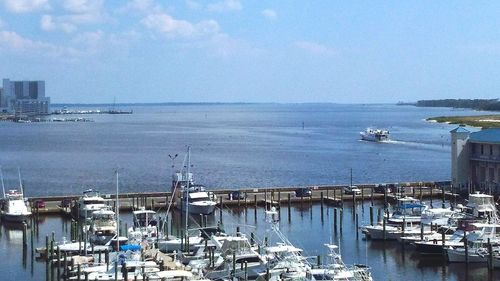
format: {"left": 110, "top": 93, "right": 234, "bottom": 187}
{"left": 447, "top": 248, "right": 486, "bottom": 263}
{"left": 1, "top": 212, "right": 31, "bottom": 223}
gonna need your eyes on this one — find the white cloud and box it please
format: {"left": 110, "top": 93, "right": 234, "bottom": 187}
{"left": 2, "top": 0, "right": 50, "bottom": 13}
{"left": 40, "top": 14, "right": 77, "bottom": 33}
{"left": 207, "top": 0, "right": 242, "bottom": 12}
{"left": 0, "top": 30, "right": 79, "bottom": 58}
{"left": 60, "top": 0, "right": 106, "bottom": 24}
{"left": 261, "top": 9, "right": 277, "bottom": 21}
{"left": 294, "top": 41, "right": 338, "bottom": 56}
{"left": 141, "top": 13, "right": 219, "bottom": 39}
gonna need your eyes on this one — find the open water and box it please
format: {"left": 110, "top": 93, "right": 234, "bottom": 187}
{"left": 0, "top": 103, "right": 496, "bottom": 281}
{"left": 0, "top": 103, "right": 485, "bottom": 195}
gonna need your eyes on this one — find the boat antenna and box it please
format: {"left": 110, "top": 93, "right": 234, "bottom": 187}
{"left": 18, "top": 167, "right": 23, "bottom": 195}
{"left": 115, "top": 169, "right": 120, "bottom": 251}
{"left": 0, "top": 166, "right": 5, "bottom": 198}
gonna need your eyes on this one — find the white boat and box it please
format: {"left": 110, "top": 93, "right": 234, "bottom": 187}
{"left": 413, "top": 229, "right": 464, "bottom": 254}
{"left": 128, "top": 207, "right": 158, "bottom": 244}
{"left": 362, "top": 221, "right": 433, "bottom": 240}
{"left": 309, "top": 244, "right": 372, "bottom": 281}
{"left": 77, "top": 189, "right": 108, "bottom": 219}
{"left": 463, "top": 192, "right": 498, "bottom": 221}
{"left": 172, "top": 149, "right": 217, "bottom": 215}
{"left": 0, "top": 189, "right": 32, "bottom": 223}
{"left": 88, "top": 208, "right": 117, "bottom": 245}
{"left": 387, "top": 196, "right": 426, "bottom": 224}
{"left": 446, "top": 223, "right": 500, "bottom": 263}
{"left": 360, "top": 128, "right": 390, "bottom": 142}
{"left": 420, "top": 207, "right": 462, "bottom": 226}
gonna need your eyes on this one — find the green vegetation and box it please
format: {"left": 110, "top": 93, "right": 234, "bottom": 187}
{"left": 415, "top": 99, "right": 500, "bottom": 111}
{"left": 427, "top": 115, "right": 500, "bottom": 128}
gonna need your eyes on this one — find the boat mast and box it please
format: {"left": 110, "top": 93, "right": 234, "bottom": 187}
{"left": 0, "top": 166, "right": 5, "bottom": 198}
{"left": 185, "top": 146, "right": 191, "bottom": 234}
{"left": 115, "top": 170, "right": 120, "bottom": 251}
{"left": 18, "top": 167, "right": 23, "bottom": 195}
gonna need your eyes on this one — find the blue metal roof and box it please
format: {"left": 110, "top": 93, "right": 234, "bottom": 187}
{"left": 450, "top": 126, "right": 470, "bottom": 133}
{"left": 469, "top": 128, "right": 500, "bottom": 144}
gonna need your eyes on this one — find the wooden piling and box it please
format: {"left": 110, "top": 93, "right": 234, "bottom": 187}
{"left": 369, "top": 206, "right": 373, "bottom": 225}
{"left": 355, "top": 213, "right": 359, "bottom": 240}
{"left": 488, "top": 238, "right": 493, "bottom": 271}
{"left": 334, "top": 208, "right": 337, "bottom": 232}
{"left": 339, "top": 209, "right": 343, "bottom": 233}
{"left": 464, "top": 232, "right": 468, "bottom": 265}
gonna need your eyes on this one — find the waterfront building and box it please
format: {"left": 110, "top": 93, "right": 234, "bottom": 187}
{"left": 0, "top": 78, "right": 50, "bottom": 115}
{"left": 451, "top": 126, "right": 500, "bottom": 194}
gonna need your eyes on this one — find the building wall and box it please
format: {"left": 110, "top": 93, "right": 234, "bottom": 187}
{"left": 470, "top": 142, "right": 500, "bottom": 193}
{"left": 451, "top": 130, "right": 470, "bottom": 192}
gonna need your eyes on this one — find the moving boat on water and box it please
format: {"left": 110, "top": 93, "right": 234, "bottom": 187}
{"left": 360, "top": 128, "right": 390, "bottom": 142}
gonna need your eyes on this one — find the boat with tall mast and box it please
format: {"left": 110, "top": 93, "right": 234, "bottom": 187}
{"left": 0, "top": 167, "right": 32, "bottom": 223}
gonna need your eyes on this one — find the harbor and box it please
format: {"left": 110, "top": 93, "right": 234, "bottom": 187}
{"left": 1, "top": 103, "right": 499, "bottom": 281}
{"left": 1, "top": 180, "right": 498, "bottom": 281}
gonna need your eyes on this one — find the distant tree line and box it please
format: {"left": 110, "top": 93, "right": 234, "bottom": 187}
{"left": 414, "top": 99, "right": 500, "bottom": 111}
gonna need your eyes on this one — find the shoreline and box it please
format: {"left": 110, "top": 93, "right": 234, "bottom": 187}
{"left": 426, "top": 114, "right": 500, "bottom": 128}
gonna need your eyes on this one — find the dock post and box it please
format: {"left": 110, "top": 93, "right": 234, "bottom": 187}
{"left": 382, "top": 216, "right": 386, "bottom": 240}
{"left": 320, "top": 192, "right": 324, "bottom": 217}
{"left": 355, "top": 213, "right": 359, "bottom": 240}
{"left": 441, "top": 184, "right": 446, "bottom": 208}
{"left": 56, "top": 246, "right": 61, "bottom": 280}
{"left": 464, "top": 232, "right": 468, "bottom": 265}
{"left": 334, "top": 208, "right": 337, "bottom": 232}
{"left": 114, "top": 260, "right": 118, "bottom": 281}
{"left": 287, "top": 193, "right": 291, "bottom": 221}
{"left": 50, "top": 233, "right": 55, "bottom": 281}
{"left": 105, "top": 249, "right": 109, "bottom": 271}
{"left": 22, "top": 222, "right": 27, "bottom": 248}
{"left": 442, "top": 230, "right": 446, "bottom": 259}
{"left": 250, "top": 232, "right": 255, "bottom": 246}
{"left": 77, "top": 264, "right": 81, "bottom": 281}
{"left": 420, "top": 224, "right": 424, "bottom": 241}
{"left": 488, "top": 238, "right": 493, "bottom": 271}
{"left": 361, "top": 187, "right": 364, "bottom": 203}
{"left": 278, "top": 190, "right": 281, "bottom": 206}
{"left": 244, "top": 261, "right": 248, "bottom": 280}
{"left": 430, "top": 186, "right": 433, "bottom": 207}
{"left": 45, "top": 235, "right": 49, "bottom": 281}
{"left": 369, "top": 206, "right": 373, "bottom": 226}
{"left": 219, "top": 196, "right": 223, "bottom": 224}
{"left": 254, "top": 194, "right": 257, "bottom": 219}
{"left": 339, "top": 209, "right": 343, "bottom": 233}
{"left": 265, "top": 189, "right": 268, "bottom": 207}
{"left": 244, "top": 191, "right": 248, "bottom": 209}
{"left": 238, "top": 192, "right": 241, "bottom": 208}
{"left": 63, "top": 251, "right": 67, "bottom": 281}
{"left": 371, "top": 186, "right": 374, "bottom": 206}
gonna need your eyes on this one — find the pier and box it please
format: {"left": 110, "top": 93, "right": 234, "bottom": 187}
{"left": 25, "top": 180, "right": 455, "bottom": 216}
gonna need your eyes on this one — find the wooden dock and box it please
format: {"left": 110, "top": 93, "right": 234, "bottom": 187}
{"left": 24, "top": 181, "right": 458, "bottom": 216}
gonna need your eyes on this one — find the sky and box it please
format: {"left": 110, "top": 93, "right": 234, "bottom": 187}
{"left": 1, "top": 1, "right": 500, "bottom": 103}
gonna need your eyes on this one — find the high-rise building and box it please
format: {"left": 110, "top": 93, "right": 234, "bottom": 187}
{"left": 0, "top": 78, "right": 50, "bottom": 115}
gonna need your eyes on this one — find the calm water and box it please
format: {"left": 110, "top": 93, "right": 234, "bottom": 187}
{"left": 0, "top": 103, "right": 495, "bottom": 281}
{"left": 0, "top": 103, "right": 484, "bottom": 196}
{"left": 1, "top": 202, "right": 496, "bottom": 281}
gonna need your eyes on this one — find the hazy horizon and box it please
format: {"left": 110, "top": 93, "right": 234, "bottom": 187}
{"left": 2, "top": 1, "right": 500, "bottom": 104}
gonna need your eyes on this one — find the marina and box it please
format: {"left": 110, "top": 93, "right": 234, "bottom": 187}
{"left": 1, "top": 103, "right": 499, "bottom": 281}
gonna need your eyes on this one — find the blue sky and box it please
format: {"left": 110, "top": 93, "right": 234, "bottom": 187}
{"left": 1, "top": 1, "right": 500, "bottom": 103}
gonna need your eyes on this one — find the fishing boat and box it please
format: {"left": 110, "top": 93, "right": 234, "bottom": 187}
{"left": 387, "top": 196, "right": 426, "bottom": 224}
{"left": 0, "top": 168, "right": 32, "bottom": 223}
{"left": 127, "top": 207, "right": 158, "bottom": 244}
{"left": 446, "top": 223, "right": 500, "bottom": 263}
{"left": 360, "top": 128, "right": 390, "bottom": 142}
{"left": 0, "top": 189, "right": 32, "bottom": 223}
{"left": 173, "top": 148, "right": 217, "bottom": 215}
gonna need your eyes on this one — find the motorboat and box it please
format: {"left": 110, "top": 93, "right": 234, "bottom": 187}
{"left": 172, "top": 149, "right": 217, "bottom": 215}
{"left": 446, "top": 223, "right": 500, "bottom": 263}
{"left": 387, "top": 196, "right": 426, "bottom": 224}
{"left": 88, "top": 208, "right": 117, "bottom": 245}
{"left": 128, "top": 207, "right": 158, "bottom": 244}
{"left": 413, "top": 229, "right": 464, "bottom": 254}
{"left": 77, "top": 189, "right": 108, "bottom": 219}
{"left": 360, "top": 128, "right": 390, "bottom": 142}
{"left": 362, "top": 221, "right": 433, "bottom": 240}
{"left": 308, "top": 244, "right": 372, "bottom": 281}
{"left": 0, "top": 189, "right": 32, "bottom": 223}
